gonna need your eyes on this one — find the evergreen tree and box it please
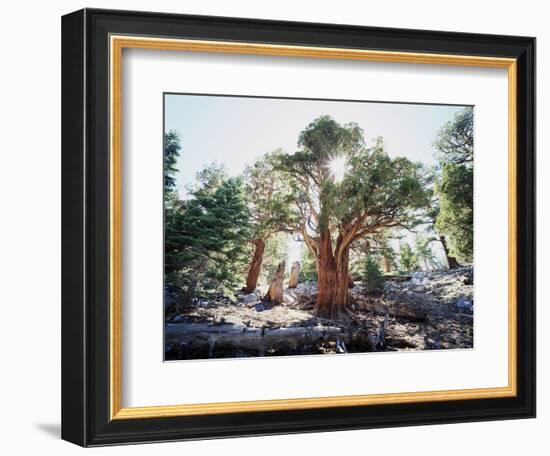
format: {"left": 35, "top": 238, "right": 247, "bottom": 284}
{"left": 414, "top": 234, "right": 439, "bottom": 271}
{"left": 361, "top": 255, "right": 385, "bottom": 292}
{"left": 176, "top": 175, "right": 251, "bottom": 302}
{"left": 435, "top": 164, "right": 473, "bottom": 262}
{"left": 369, "top": 230, "right": 398, "bottom": 274}
{"left": 275, "top": 117, "right": 429, "bottom": 318}
{"left": 164, "top": 130, "right": 181, "bottom": 195}
{"left": 434, "top": 108, "right": 473, "bottom": 165}
{"left": 299, "top": 245, "right": 318, "bottom": 282}
{"left": 164, "top": 131, "right": 185, "bottom": 276}
{"left": 163, "top": 134, "right": 252, "bottom": 306}
{"left": 242, "top": 150, "right": 297, "bottom": 292}
{"left": 399, "top": 243, "right": 420, "bottom": 272}
{"left": 434, "top": 107, "right": 474, "bottom": 262}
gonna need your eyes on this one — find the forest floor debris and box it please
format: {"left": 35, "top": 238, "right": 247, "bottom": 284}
{"left": 165, "top": 267, "right": 473, "bottom": 360}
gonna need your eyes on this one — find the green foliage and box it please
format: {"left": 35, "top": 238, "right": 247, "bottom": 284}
{"left": 164, "top": 133, "right": 251, "bottom": 306}
{"left": 433, "top": 107, "right": 474, "bottom": 263}
{"left": 414, "top": 234, "right": 440, "bottom": 271}
{"left": 350, "top": 232, "right": 397, "bottom": 279}
{"left": 434, "top": 107, "right": 473, "bottom": 165}
{"left": 435, "top": 163, "right": 473, "bottom": 261}
{"left": 243, "top": 150, "right": 299, "bottom": 239}
{"left": 275, "top": 116, "right": 430, "bottom": 252}
{"left": 177, "top": 176, "right": 251, "bottom": 301}
{"left": 299, "top": 247, "right": 318, "bottom": 282}
{"left": 164, "top": 131, "right": 184, "bottom": 274}
{"left": 399, "top": 243, "right": 420, "bottom": 272}
{"left": 361, "top": 255, "right": 385, "bottom": 292}
{"left": 370, "top": 230, "right": 398, "bottom": 273}
{"left": 162, "top": 109, "right": 472, "bottom": 312}
{"left": 189, "top": 162, "right": 227, "bottom": 197}
{"left": 164, "top": 131, "right": 181, "bottom": 195}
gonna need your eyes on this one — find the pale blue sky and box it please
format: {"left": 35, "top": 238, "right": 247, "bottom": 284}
{"left": 164, "top": 94, "right": 470, "bottom": 269}
{"left": 165, "top": 93, "right": 467, "bottom": 200}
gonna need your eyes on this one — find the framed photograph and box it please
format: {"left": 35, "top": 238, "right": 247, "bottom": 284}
{"left": 61, "top": 8, "right": 535, "bottom": 447}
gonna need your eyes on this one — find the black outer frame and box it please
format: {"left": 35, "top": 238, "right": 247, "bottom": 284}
{"left": 61, "top": 8, "right": 536, "bottom": 447}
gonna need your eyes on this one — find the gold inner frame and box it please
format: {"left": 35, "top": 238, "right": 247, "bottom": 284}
{"left": 109, "top": 35, "right": 518, "bottom": 420}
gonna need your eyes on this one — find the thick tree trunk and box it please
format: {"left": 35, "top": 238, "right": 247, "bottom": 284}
{"left": 315, "top": 232, "right": 350, "bottom": 319}
{"left": 264, "top": 261, "right": 285, "bottom": 304}
{"left": 336, "top": 245, "right": 352, "bottom": 300}
{"left": 243, "top": 238, "right": 265, "bottom": 293}
{"left": 288, "top": 261, "right": 301, "bottom": 288}
{"left": 439, "top": 235, "right": 460, "bottom": 269}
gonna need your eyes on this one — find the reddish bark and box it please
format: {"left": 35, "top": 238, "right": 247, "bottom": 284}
{"left": 315, "top": 232, "right": 351, "bottom": 319}
{"left": 243, "top": 238, "right": 265, "bottom": 293}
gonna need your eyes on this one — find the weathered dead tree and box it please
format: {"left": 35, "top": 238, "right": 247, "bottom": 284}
{"left": 288, "top": 261, "right": 301, "bottom": 288}
{"left": 264, "top": 261, "right": 285, "bottom": 304}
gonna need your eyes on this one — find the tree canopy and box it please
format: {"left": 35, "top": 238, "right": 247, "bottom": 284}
{"left": 434, "top": 107, "right": 474, "bottom": 262}
{"left": 274, "top": 116, "right": 430, "bottom": 318}
{"left": 434, "top": 107, "right": 473, "bottom": 165}
{"left": 164, "top": 133, "right": 251, "bottom": 305}
{"left": 164, "top": 109, "right": 474, "bottom": 317}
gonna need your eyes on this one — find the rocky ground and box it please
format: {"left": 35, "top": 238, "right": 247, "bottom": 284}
{"left": 165, "top": 267, "right": 473, "bottom": 360}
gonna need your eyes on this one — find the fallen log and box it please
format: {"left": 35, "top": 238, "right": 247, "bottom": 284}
{"left": 166, "top": 322, "right": 347, "bottom": 356}
{"left": 167, "top": 322, "right": 342, "bottom": 339}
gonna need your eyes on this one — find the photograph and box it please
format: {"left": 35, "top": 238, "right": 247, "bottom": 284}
{"left": 163, "top": 94, "right": 474, "bottom": 361}
{"left": 56, "top": 5, "right": 536, "bottom": 448}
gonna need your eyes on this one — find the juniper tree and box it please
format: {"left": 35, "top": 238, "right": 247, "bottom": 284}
{"left": 176, "top": 174, "right": 251, "bottom": 302}
{"left": 242, "top": 150, "right": 297, "bottom": 293}
{"left": 399, "top": 243, "right": 420, "bottom": 272}
{"left": 164, "top": 145, "right": 251, "bottom": 304}
{"left": 276, "top": 116, "right": 429, "bottom": 319}
{"left": 414, "top": 234, "right": 440, "bottom": 271}
{"left": 434, "top": 107, "right": 474, "bottom": 262}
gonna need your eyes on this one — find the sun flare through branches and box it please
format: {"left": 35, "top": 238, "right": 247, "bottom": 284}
{"left": 327, "top": 155, "right": 349, "bottom": 183}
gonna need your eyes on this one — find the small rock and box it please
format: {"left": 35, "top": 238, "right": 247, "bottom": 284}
{"left": 243, "top": 294, "right": 260, "bottom": 304}
{"left": 456, "top": 296, "right": 473, "bottom": 311}
{"left": 283, "top": 290, "right": 297, "bottom": 305}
